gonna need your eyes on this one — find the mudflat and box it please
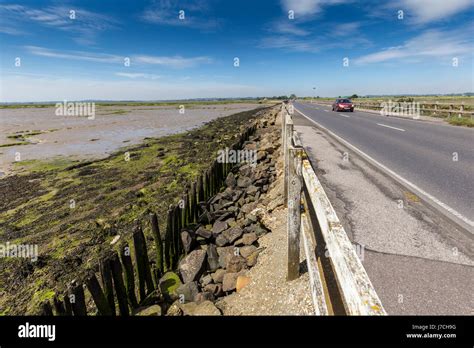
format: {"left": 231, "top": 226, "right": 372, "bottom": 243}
{"left": 0, "top": 103, "right": 261, "bottom": 175}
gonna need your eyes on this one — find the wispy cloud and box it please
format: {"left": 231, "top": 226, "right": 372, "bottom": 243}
{"left": 115, "top": 72, "right": 161, "bottom": 80}
{"left": 355, "top": 28, "right": 473, "bottom": 64}
{"left": 394, "top": 0, "right": 472, "bottom": 24}
{"left": 25, "top": 46, "right": 123, "bottom": 63}
{"left": 0, "top": 4, "right": 118, "bottom": 44}
{"left": 24, "top": 46, "right": 214, "bottom": 69}
{"left": 133, "top": 55, "right": 213, "bottom": 68}
{"left": 142, "top": 0, "right": 220, "bottom": 30}
{"left": 269, "top": 20, "right": 310, "bottom": 36}
{"left": 280, "top": 0, "right": 353, "bottom": 19}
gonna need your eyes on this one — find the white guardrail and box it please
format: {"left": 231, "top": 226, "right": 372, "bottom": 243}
{"left": 282, "top": 102, "right": 386, "bottom": 316}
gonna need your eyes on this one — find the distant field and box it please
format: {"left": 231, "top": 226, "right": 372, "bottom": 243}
{"left": 0, "top": 99, "right": 276, "bottom": 109}
{"left": 300, "top": 96, "right": 474, "bottom": 106}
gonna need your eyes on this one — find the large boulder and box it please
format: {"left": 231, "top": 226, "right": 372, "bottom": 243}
{"left": 212, "top": 220, "right": 228, "bottom": 235}
{"left": 236, "top": 276, "right": 251, "bottom": 292}
{"left": 211, "top": 269, "right": 226, "bottom": 283}
{"left": 226, "top": 255, "right": 247, "bottom": 273}
{"left": 207, "top": 244, "right": 220, "bottom": 272}
{"left": 179, "top": 301, "right": 221, "bottom": 316}
{"left": 237, "top": 176, "right": 252, "bottom": 188}
{"left": 217, "top": 246, "right": 235, "bottom": 268}
{"left": 222, "top": 272, "right": 240, "bottom": 292}
{"left": 195, "top": 226, "right": 212, "bottom": 239}
{"left": 242, "top": 232, "right": 258, "bottom": 245}
{"left": 239, "top": 245, "right": 257, "bottom": 258}
{"left": 225, "top": 172, "right": 236, "bottom": 188}
{"left": 222, "top": 226, "right": 243, "bottom": 244}
{"left": 159, "top": 272, "right": 182, "bottom": 300}
{"left": 178, "top": 249, "right": 207, "bottom": 283}
{"left": 176, "top": 282, "right": 200, "bottom": 303}
{"left": 134, "top": 304, "right": 162, "bottom": 316}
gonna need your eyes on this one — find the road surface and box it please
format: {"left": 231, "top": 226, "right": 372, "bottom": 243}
{"left": 293, "top": 101, "right": 474, "bottom": 230}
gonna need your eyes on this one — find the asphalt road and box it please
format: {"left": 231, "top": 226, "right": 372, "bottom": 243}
{"left": 293, "top": 101, "right": 474, "bottom": 228}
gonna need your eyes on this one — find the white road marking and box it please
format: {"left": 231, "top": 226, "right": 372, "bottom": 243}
{"left": 377, "top": 123, "right": 405, "bottom": 132}
{"left": 339, "top": 114, "right": 350, "bottom": 118}
{"left": 323, "top": 110, "right": 330, "bottom": 112}
{"left": 295, "top": 107, "right": 474, "bottom": 230}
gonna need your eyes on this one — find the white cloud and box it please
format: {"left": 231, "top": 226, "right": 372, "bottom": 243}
{"left": 142, "top": 0, "right": 220, "bottom": 30}
{"left": 271, "top": 21, "right": 310, "bottom": 36}
{"left": 396, "top": 0, "right": 472, "bottom": 24}
{"left": 25, "top": 46, "right": 123, "bottom": 63}
{"left": 115, "top": 73, "right": 161, "bottom": 80}
{"left": 355, "top": 28, "right": 473, "bottom": 64}
{"left": 0, "top": 4, "right": 117, "bottom": 44}
{"left": 281, "top": 0, "right": 352, "bottom": 18}
{"left": 24, "top": 46, "right": 213, "bottom": 69}
{"left": 133, "top": 55, "right": 213, "bottom": 68}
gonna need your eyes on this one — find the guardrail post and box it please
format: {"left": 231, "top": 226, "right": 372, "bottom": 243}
{"left": 284, "top": 115, "right": 293, "bottom": 206}
{"left": 287, "top": 146, "right": 303, "bottom": 281}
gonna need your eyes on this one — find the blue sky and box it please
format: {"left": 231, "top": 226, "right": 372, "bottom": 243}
{"left": 0, "top": 0, "right": 473, "bottom": 102}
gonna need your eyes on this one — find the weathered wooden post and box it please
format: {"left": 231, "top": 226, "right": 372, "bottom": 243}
{"left": 63, "top": 293, "right": 73, "bottom": 315}
{"left": 149, "top": 213, "right": 163, "bottom": 274}
{"left": 99, "top": 257, "right": 115, "bottom": 316}
{"left": 164, "top": 207, "right": 173, "bottom": 271}
{"left": 53, "top": 295, "right": 66, "bottom": 316}
{"left": 284, "top": 114, "right": 293, "bottom": 206}
{"left": 85, "top": 272, "right": 113, "bottom": 315}
{"left": 287, "top": 146, "right": 303, "bottom": 281}
{"left": 109, "top": 252, "right": 130, "bottom": 316}
{"left": 133, "top": 223, "right": 155, "bottom": 301}
{"left": 197, "top": 175, "right": 204, "bottom": 203}
{"left": 68, "top": 281, "right": 87, "bottom": 316}
{"left": 39, "top": 301, "right": 54, "bottom": 316}
{"left": 119, "top": 242, "right": 139, "bottom": 308}
{"left": 459, "top": 103, "right": 464, "bottom": 118}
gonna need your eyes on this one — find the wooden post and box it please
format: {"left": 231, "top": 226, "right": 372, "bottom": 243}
{"left": 287, "top": 147, "right": 303, "bottom": 281}
{"left": 133, "top": 224, "right": 155, "bottom": 302}
{"left": 68, "top": 281, "right": 87, "bottom": 316}
{"left": 459, "top": 104, "right": 464, "bottom": 118}
{"left": 118, "top": 242, "right": 139, "bottom": 309}
{"left": 85, "top": 272, "right": 113, "bottom": 315}
{"left": 197, "top": 175, "right": 204, "bottom": 203}
{"left": 164, "top": 208, "right": 172, "bottom": 271}
{"left": 109, "top": 252, "right": 130, "bottom": 316}
{"left": 284, "top": 116, "right": 293, "bottom": 205}
{"left": 52, "top": 295, "right": 66, "bottom": 316}
{"left": 189, "top": 184, "right": 195, "bottom": 223}
{"left": 63, "top": 294, "right": 73, "bottom": 316}
{"left": 99, "top": 257, "right": 116, "bottom": 316}
{"left": 39, "top": 301, "right": 54, "bottom": 316}
{"left": 173, "top": 205, "right": 181, "bottom": 262}
{"left": 149, "top": 213, "right": 163, "bottom": 274}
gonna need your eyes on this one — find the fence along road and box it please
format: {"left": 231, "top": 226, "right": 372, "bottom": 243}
{"left": 282, "top": 104, "right": 386, "bottom": 315}
{"left": 293, "top": 101, "right": 474, "bottom": 234}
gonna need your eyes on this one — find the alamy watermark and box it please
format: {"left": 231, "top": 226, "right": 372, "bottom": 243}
{"left": 217, "top": 147, "right": 257, "bottom": 167}
{"left": 380, "top": 100, "right": 420, "bottom": 119}
{"left": 0, "top": 242, "right": 38, "bottom": 262}
{"left": 55, "top": 100, "right": 96, "bottom": 120}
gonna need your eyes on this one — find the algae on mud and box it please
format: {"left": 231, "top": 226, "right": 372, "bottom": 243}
{"left": 0, "top": 105, "right": 272, "bottom": 315}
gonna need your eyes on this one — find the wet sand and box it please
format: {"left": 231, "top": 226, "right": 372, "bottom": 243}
{"left": 0, "top": 103, "right": 262, "bottom": 175}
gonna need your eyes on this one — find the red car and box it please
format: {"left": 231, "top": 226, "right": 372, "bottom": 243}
{"left": 332, "top": 98, "right": 354, "bottom": 112}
